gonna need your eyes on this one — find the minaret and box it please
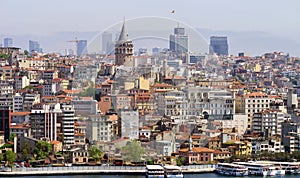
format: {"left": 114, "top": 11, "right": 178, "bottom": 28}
{"left": 189, "top": 135, "right": 193, "bottom": 151}
{"left": 115, "top": 18, "right": 134, "bottom": 66}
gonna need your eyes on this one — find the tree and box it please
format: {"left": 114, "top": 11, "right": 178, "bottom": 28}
{"left": 8, "top": 133, "right": 16, "bottom": 142}
{"left": 5, "top": 150, "right": 16, "bottom": 165}
{"left": 122, "top": 140, "right": 145, "bottom": 163}
{"left": 21, "top": 142, "right": 30, "bottom": 161}
{"left": 89, "top": 145, "right": 103, "bottom": 162}
{"left": 24, "top": 50, "right": 30, "bottom": 58}
{"left": 79, "top": 86, "right": 96, "bottom": 99}
{"left": 34, "top": 141, "right": 52, "bottom": 160}
{"left": 0, "top": 153, "right": 3, "bottom": 162}
{"left": 0, "top": 54, "right": 10, "bottom": 59}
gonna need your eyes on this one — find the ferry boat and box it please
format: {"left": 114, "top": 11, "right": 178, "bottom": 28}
{"left": 146, "top": 165, "right": 165, "bottom": 178}
{"left": 256, "top": 161, "right": 299, "bottom": 174}
{"left": 163, "top": 165, "right": 184, "bottom": 178}
{"left": 234, "top": 162, "right": 279, "bottom": 176}
{"left": 216, "top": 163, "right": 248, "bottom": 177}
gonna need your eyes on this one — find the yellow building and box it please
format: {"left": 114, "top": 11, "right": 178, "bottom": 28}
{"left": 226, "top": 141, "right": 252, "bottom": 156}
{"left": 253, "top": 64, "right": 262, "bottom": 72}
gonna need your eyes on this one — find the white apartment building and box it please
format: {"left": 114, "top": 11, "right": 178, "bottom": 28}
{"left": 86, "top": 114, "right": 117, "bottom": 143}
{"left": 245, "top": 92, "right": 272, "bottom": 130}
{"left": 220, "top": 114, "right": 248, "bottom": 136}
{"left": 23, "top": 93, "right": 40, "bottom": 111}
{"left": 253, "top": 110, "right": 288, "bottom": 136}
{"left": 15, "top": 76, "right": 29, "bottom": 91}
{"left": 13, "top": 93, "right": 23, "bottom": 112}
{"left": 72, "top": 99, "right": 98, "bottom": 115}
{"left": 207, "top": 90, "right": 235, "bottom": 117}
{"left": 157, "top": 90, "right": 188, "bottom": 120}
{"left": 42, "top": 82, "right": 56, "bottom": 96}
{"left": 0, "top": 79, "right": 14, "bottom": 95}
{"left": 120, "top": 110, "right": 139, "bottom": 140}
{"left": 185, "top": 86, "right": 211, "bottom": 116}
{"left": 61, "top": 105, "right": 75, "bottom": 147}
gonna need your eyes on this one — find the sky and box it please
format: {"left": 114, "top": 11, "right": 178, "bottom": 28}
{"left": 1, "top": 0, "right": 300, "bottom": 56}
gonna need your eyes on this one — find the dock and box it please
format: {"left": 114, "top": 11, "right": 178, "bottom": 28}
{"left": 0, "top": 164, "right": 216, "bottom": 176}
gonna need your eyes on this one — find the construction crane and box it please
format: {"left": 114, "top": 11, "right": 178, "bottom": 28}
{"left": 66, "top": 37, "right": 79, "bottom": 57}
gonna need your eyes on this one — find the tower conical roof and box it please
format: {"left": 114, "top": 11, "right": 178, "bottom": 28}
{"left": 118, "top": 18, "right": 128, "bottom": 43}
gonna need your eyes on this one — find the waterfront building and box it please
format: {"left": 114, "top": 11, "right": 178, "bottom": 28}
{"left": 209, "top": 36, "right": 228, "bottom": 56}
{"left": 282, "top": 132, "right": 300, "bottom": 153}
{"left": 179, "top": 147, "right": 214, "bottom": 164}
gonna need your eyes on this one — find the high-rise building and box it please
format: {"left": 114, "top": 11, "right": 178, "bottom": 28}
{"left": 102, "top": 32, "right": 113, "bottom": 54}
{"left": 77, "top": 40, "right": 88, "bottom": 56}
{"left": 29, "top": 40, "right": 42, "bottom": 54}
{"left": 0, "top": 106, "right": 12, "bottom": 141}
{"left": 115, "top": 19, "right": 134, "bottom": 66}
{"left": 61, "top": 104, "right": 75, "bottom": 147}
{"left": 169, "top": 27, "right": 189, "bottom": 53}
{"left": 3, "top": 38, "right": 13, "bottom": 47}
{"left": 209, "top": 36, "right": 228, "bottom": 56}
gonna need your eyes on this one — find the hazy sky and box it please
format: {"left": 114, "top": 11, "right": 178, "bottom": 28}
{"left": 1, "top": 0, "right": 300, "bottom": 55}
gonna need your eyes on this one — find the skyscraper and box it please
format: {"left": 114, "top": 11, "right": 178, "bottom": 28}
{"left": 77, "top": 40, "right": 88, "bottom": 56}
{"left": 169, "top": 27, "right": 189, "bottom": 53}
{"left": 102, "top": 32, "right": 113, "bottom": 54}
{"left": 3, "top": 38, "right": 13, "bottom": 47}
{"left": 115, "top": 19, "right": 134, "bottom": 66}
{"left": 29, "top": 40, "right": 42, "bottom": 53}
{"left": 209, "top": 36, "right": 229, "bottom": 56}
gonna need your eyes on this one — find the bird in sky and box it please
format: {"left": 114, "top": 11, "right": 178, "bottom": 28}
{"left": 170, "top": 10, "right": 175, "bottom": 13}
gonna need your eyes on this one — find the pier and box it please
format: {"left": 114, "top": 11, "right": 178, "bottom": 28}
{"left": 0, "top": 164, "right": 216, "bottom": 176}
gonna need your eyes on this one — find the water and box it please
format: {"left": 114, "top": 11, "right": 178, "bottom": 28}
{"left": 13, "top": 174, "right": 300, "bottom": 178}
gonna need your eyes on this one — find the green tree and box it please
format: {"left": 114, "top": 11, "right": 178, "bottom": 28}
{"left": 0, "top": 153, "right": 3, "bottom": 162}
{"left": 79, "top": 86, "right": 96, "bottom": 99}
{"left": 8, "top": 133, "right": 16, "bottom": 142}
{"left": 24, "top": 50, "right": 30, "bottom": 58}
{"left": 122, "top": 140, "right": 145, "bottom": 163}
{"left": 89, "top": 145, "right": 103, "bottom": 162}
{"left": 21, "top": 142, "right": 30, "bottom": 161}
{"left": 4, "top": 150, "right": 16, "bottom": 165}
{"left": 0, "top": 54, "right": 10, "bottom": 59}
{"left": 34, "top": 141, "right": 52, "bottom": 160}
